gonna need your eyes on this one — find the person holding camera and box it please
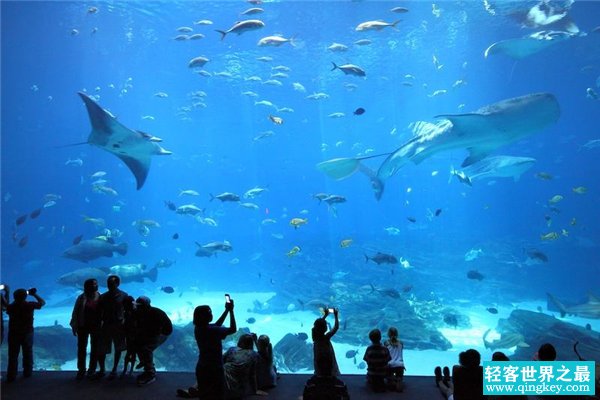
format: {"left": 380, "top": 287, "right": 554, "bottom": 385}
{"left": 311, "top": 307, "right": 340, "bottom": 377}
{"left": 6, "top": 287, "right": 45, "bottom": 382}
{"left": 192, "top": 294, "right": 237, "bottom": 399}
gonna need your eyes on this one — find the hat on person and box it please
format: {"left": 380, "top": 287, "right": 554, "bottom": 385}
{"left": 135, "top": 296, "right": 151, "bottom": 307}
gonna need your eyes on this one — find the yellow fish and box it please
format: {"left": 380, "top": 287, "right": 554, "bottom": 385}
{"left": 540, "top": 232, "right": 559, "bottom": 241}
{"left": 269, "top": 115, "right": 283, "bottom": 125}
{"left": 548, "top": 195, "right": 563, "bottom": 204}
{"left": 290, "top": 218, "right": 308, "bottom": 229}
{"left": 286, "top": 246, "right": 301, "bottom": 257}
{"left": 340, "top": 239, "right": 353, "bottom": 248}
{"left": 572, "top": 186, "right": 587, "bottom": 194}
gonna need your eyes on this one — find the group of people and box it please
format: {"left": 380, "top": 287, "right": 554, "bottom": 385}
{"left": 4, "top": 281, "right": 597, "bottom": 400}
{"left": 1, "top": 276, "right": 173, "bottom": 386}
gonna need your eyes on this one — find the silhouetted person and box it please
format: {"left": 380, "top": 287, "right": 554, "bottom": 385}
{"left": 193, "top": 298, "right": 236, "bottom": 399}
{"left": 435, "top": 348, "right": 484, "bottom": 400}
{"left": 312, "top": 307, "right": 340, "bottom": 377}
{"left": 121, "top": 295, "right": 137, "bottom": 377}
{"left": 533, "top": 343, "right": 569, "bottom": 400}
{"left": 133, "top": 296, "right": 172, "bottom": 386}
{"left": 385, "top": 326, "right": 405, "bottom": 392}
{"left": 363, "top": 328, "right": 391, "bottom": 392}
{"left": 222, "top": 333, "right": 267, "bottom": 398}
{"left": 6, "top": 287, "right": 45, "bottom": 382}
{"left": 93, "top": 275, "right": 128, "bottom": 380}
{"left": 70, "top": 278, "right": 101, "bottom": 380}
{"left": 303, "top": 353, "right": 349, "bottom": 400}
{"left": 254, "top": 334, "right": 277, "bottom": 390}
{"left": 1, "top": 284, "right": 9, "bottom": 345}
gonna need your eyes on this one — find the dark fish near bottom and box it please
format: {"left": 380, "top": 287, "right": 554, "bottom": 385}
{"left": 161, "top": 286, "right": 175, "bottom": 294}
{"left": 467, "top": 270, "right": 484, "bottom": 281}
{"left": 30, "top": 208, "right": 42, "bottom": 219}
{"left": 486, "top": 307, "right": 498, "bottom": 314}
{"left": 16, "top": 214, "right": 27, "bottom": 226}
{"left": 73, "top": 234, "right": 84, "bottom": 245}
{"left": 18, "top": 236, "right": 29, "bottom": 248}
{"left": 353, "top": 107, "right": 365, "bottom": 115}
{"left": 172, "top": 233, "right": 179, "bottom": 240}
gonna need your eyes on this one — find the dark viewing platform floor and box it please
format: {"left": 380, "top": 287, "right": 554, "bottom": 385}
{"left": 1, "top": 371, "right": 444, "bottom": 400}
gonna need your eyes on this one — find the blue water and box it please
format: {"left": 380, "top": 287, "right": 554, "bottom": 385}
{"left": 1, "top": 1, "right": 600, "bottom": 373}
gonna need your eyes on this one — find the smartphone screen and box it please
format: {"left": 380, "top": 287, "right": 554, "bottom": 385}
{"left": 0, "top": 284, "right": 5, "bottom": 290}
{"left": 328, "top": 308, "right": 335, "bottom": 313}
{"left": 225, "top": 294, "right": 231, "bottom": 303}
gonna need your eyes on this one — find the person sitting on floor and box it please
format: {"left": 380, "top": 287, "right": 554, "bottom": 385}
{"left": 384, "top": 326, "right": 405, "bottom": 392}
{"left": 303, "top": 353, "right": 350, "bottom": 400}
{"left": 363, "top": 328, "right": 391, "bottom": 393}
{"left": 222, "top": 333, "right": 268, "bottom": 398}
{"left": 312, "top": 307, "right": 340, "bottom": 377}
{"left": 254, "top": 333, "right": 277, "bottom": 390}
{"left": 435, "top": 348, "right": 484, "bottom": 400}
{"left": 486, "top": 351, "right": 527, "bottom": 400}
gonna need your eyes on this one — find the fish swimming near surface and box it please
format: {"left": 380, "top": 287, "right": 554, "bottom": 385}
{"left": 483, "top": 329, "right": 530, "bottom": 350}
{"left": 365, "top": 252, "right": 398, "bottom": 265}
{"left": 63, "top": 237, "right": 128, "bottom": 263}
{"left": 216, "top": 19, "right": 265, "bottom": 40}
{"left": 317, "top": 93, "right": 560, "bottom": 200}
{"left": 547, "top": 293, "right": 600, "bottom": 319}
{"left": 74, "top": 92, "right": 172, "bottom": 189}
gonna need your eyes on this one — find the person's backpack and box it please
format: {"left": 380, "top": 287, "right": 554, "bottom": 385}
{"left": 302, "top": 375, "right": 350, "bottom": 400}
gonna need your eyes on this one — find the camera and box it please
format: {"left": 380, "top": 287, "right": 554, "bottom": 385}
{"left": 28, "top": 288, "right": 37, "bottom": 296}
{"left": 0, "top": 284, "right": 5, "bottom": 290}
{"left": 328, "top": 307, "right": 335, "bottom": 314}
{"left": 225, "top": 294, "right": 231, "bottom": 303}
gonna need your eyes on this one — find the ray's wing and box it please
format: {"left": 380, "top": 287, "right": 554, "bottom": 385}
{"left": 78, "top": 92, "right": 171, "bottom": 189}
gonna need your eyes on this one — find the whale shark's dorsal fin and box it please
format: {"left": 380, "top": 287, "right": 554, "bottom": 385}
{"left": 77, "top": 92, "right": 172, "bottom": 189}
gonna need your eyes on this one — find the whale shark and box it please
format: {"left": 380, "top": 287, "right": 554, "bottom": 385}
{"left": 547, "top": 293, "right": 600, "bottom": 319}
{"left": 317, "top": 93, "right": 560, "bottom": 199}
{"left": 78, "top": 92, "right": 172, "bottom": 189}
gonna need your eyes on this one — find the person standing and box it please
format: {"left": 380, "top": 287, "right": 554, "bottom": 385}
{"left": 1, "top": 284, "right": 10, "bottom": 345}
{"left": 70, "top": 278, "right": 101, "bottom": 380}
{"left": 193, "top": 296, "right": 237, "bottom": 399}
{"left": 133, "top": 296, "right": 172, "bottom": 386}
{"left": 6, "top": 287, "right": 45, "bottom": 382}
{"left": 93, "top": 275, "right": 128, "bottom": 380}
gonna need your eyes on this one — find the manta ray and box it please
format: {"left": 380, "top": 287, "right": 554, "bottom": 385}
{"left": 77, "top": 92, "right": 172, "bottom": 189}
{"left": 484, "top": 30, "right": 575, "bottom": 60}
{"left": 317, "top": 92, "right": 560, "bottom": 199}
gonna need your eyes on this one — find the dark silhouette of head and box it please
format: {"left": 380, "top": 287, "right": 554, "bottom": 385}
{"left": 83, "top": 278, "right": 98, "bottom": 296}
{"left": 107, "top": 275, "right": 120, "bottom": 291}
{"left": 463, "top": 349, "right": 481, "bottom": 368}
{"left": 369, "top": 328, "right": 382, "bottom": 344}
{"left": 193, "top": 305, "right": 213, "bottom": 326}
{"left": 492, "top": 351, "right": 510, "bottom": 361}
{"left": 237, "top": 334, "right": 254, "bottom": 350}
{"left": 257, "top": 335, "right": 270, "bottom": 353}
{"left": 13, "top": 288, "right": 27, "bottom": 302}
{"left": 537, "top": 343, "right": 557, "bottom": 361}
{"left": 312, "top": 318, "right": 327, "bottom": 341}
{"left": 135, "top": 296, "right": 151, "bottom": 311}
